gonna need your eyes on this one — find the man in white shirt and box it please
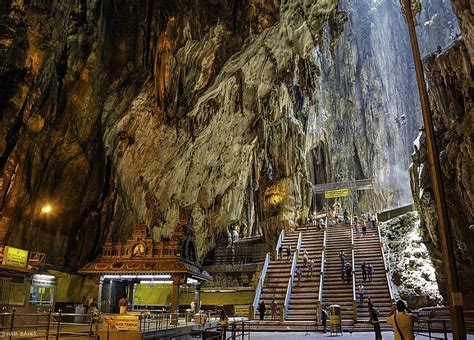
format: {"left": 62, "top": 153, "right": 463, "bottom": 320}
{"left": 387, "top": 300, "right": 416, "bottom": 340}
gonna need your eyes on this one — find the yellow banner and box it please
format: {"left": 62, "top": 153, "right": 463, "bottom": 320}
{"left": 103, "top": 314, "right": 139, "bottom": 331}
{"left": 324, "top": 189, "right": 350, "bottom": 199}
{"left": 3, "top": 246, "right": 29, "bottom": 267}
{"left": 234, "top": 305, "right": 250, "bottom": 316}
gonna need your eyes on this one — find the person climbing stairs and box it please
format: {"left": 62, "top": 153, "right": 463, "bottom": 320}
{"left": 286, "top": 224, "right": 324, "bottom": 321}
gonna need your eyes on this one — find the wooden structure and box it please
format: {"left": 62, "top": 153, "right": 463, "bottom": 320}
{"left": 79, "top": 210, "right": 211, "bottom": 322}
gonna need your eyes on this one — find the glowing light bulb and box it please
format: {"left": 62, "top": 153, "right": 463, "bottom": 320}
{"left": 41, "top": 205, "right": 52, "bottom": 214}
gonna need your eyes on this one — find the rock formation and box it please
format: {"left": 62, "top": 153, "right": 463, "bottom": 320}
{"left": 410, "top": 0, "right": 473, "bottom": 304}
{"left": 382, "top": 212, "right": 443, "bottom": 309}
{"left": 0, "top": 0, "right": 343, "bottom": 267}
{"left": 0, "top": 0, "right": 471, "bottom": 307}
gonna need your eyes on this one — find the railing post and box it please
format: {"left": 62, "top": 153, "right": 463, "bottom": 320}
{"left": 9, "top": 307, "right": 15, "bottom": 340}
{"left": 428, "top": 319, "right": 431, "bottom": 339}
{"left": 443, "top": 320, "right": 447, "bottom": 340}
{"left": 1, "top": 306, "right": 6, "bottom": 330}
{"left": 55, "top": 309, "right": 62, "bottom": 340}
{"left": 46, "top": 309, "right": 52, "bottom": 340}
{"left": 351, "top": 227, "right": 357, "bottom": 323}
{"left": 88, "top": 312, "right": 93, "bottom": 336}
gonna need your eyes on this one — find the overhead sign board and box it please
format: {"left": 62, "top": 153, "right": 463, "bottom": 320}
{"left": 324, "top": 189, "right": 350, "bottom": 199}
{"left": 2, "top": 246, "right": 29, "bottom": 267}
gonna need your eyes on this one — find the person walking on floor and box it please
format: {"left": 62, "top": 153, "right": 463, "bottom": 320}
{"left": 321, "top": 305, "right": 328, "bottom": 333}
{"left": 278, "top": 245, "right": 283, "bottom": 261}
{"left": 387, "top": 300, "right": 416, "bottom": 340}
{"left": 286, "top": 246, "right": 292, "bottom": 261}
{"left": 309, "top": 259, "right": 315, "bottom": 277}
{"left": 219, "top": 309, "right": 229, "bottom": 339}
{"left": 258, "top": 301, "right": 266, "bottom": 321}
{"left": 369, "top": 302, "right": 382, "bottom": 340}
{"left": 362, "top": 222, "right": 367, "bottom": 236}
{"left": 270, "top": 299, "right": 278, "bottom": 321}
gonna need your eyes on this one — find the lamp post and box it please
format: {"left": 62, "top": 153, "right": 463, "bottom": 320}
{"left": 400, "top": 1, "right": 466, "bottom": 338}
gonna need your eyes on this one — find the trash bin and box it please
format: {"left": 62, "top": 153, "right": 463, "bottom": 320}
{"left": 329, "top": 305, "right": 342, "bottom": 335}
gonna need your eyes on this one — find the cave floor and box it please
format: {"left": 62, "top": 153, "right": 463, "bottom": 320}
{"left": 240, "top": 332, "right": 474, "bottom": 339}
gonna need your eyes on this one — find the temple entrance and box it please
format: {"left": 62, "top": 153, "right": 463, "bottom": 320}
{"left": 107, "top": 279, "right": 129, "bottom": 313}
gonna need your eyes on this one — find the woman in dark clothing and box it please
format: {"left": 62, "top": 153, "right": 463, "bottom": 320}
{"left": 258, "top": 301, "right": 266, "bottom": 321}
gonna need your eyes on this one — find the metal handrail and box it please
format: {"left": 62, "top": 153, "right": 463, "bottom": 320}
{"left": 378, "top": 225, "right": 395, "bottom": 301}
{"left": 296, "top": 232, "right": 302, "bottom": 252}
{"left": 276, "top": 229, "right": 285, "bottom": 259}
{"left": 252, "top": 252, "right": 271, "bottom": 317}
{"left": 284, "top": 250, "right": 298, "bottom": 319}
{"left": 318, "top": 228, "right": 327, "bottom": 303}
{"left": 351, "top": 227, "right": 357, "bottom": 322}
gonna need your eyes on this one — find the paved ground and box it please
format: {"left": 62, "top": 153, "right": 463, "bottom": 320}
{"left": 247, "top": 331, "right": 474, "bottom": 339}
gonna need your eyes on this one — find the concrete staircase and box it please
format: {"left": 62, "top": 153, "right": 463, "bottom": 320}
{"left": 286, "top": 225, "right": 324, "bottom": 321}
{"left": 258, "top": 231, "right": 299, "bottom": 319}
{"left": 353, "top": 226, "right": 393, "bottom": 323}
{"left": 322, "top": 223, "right": 354, "bottom": 323}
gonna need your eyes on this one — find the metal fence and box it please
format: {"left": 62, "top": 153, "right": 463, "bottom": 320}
{"left": 0, "top": 307, "right": 98, "bottom": 339}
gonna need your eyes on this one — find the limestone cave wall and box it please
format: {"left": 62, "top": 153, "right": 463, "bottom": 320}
{"left": 0, "top": 0, "right": 343, "bottom": 267}
{"left": 0, "top": 0, "right": 471, "bottom": 284}
{"left": 410, "top": 0, "right": 473, "bottom": 304}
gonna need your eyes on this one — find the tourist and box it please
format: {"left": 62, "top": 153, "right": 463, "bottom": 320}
{"left": 362, "top": 222, "right": 367, "bottom": 236}
{"left": 345, "top": 263, "right": 352, "bottom": 284}
{"left": 371, "top": 214, "right": 377, "bottom": 228}
{"left": 286, "top": 246, "right": 292, "bottom": 261}
{"left": 296, "top": 266, "right": 303, "bottom": 284}
{"left": 88, "top": 298, "right": 98, "bottom": 313}
{"left": 354, "top": 223, "right": 359, "bottom": 237}
{"left": 319, "top": 218, "right": 325, "bottom": 229}
{"left": 361, "top": 261, "right": 367, "bottom": 282}
{"left": 219, "top": 309, "right": 229, "bottom": 339}
{"left": 369, "top": 302, "right": 382, "bottom": 340}
{"left": 343, "top": 208, "right": 349, "bottom": 223}
{"left": 367, "top": 263, "right": 374, "bottom": 282}
{"left": 358, "top": 284, "right": 365, "bottom": 304}
{"left": 119, "top": 295, "right": 128, "bottom": 314}
{"left": 258, "top": 301, "right": 266, "bottom": 320}
{"left": 270, "top": 299, "right": 278, "bottom": 321}
{"left": 312, "top": 216, "right": 318, "bottom": 227}
{"left": 341, "top": 261, "right": 346, "bottom": 281}
{"left": 321, "top": 305, "right": 328, "bottom": 333}
{"left": 303, "top": 249, "right": 309, "bottom": 268}
{"left": 88, "top": 298, "right": 99, "bottom": 335}
{"left": 387, "top": 300, "right": 416, "bottom": 340}
{"left": 339, "top": 251, "right": 346, "bottom": 268}
{"left": 278, "top": 245, "right": 283, "bottom": 261}
{"left": 309, "top": 259, "right": 315, "bottom": 277}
